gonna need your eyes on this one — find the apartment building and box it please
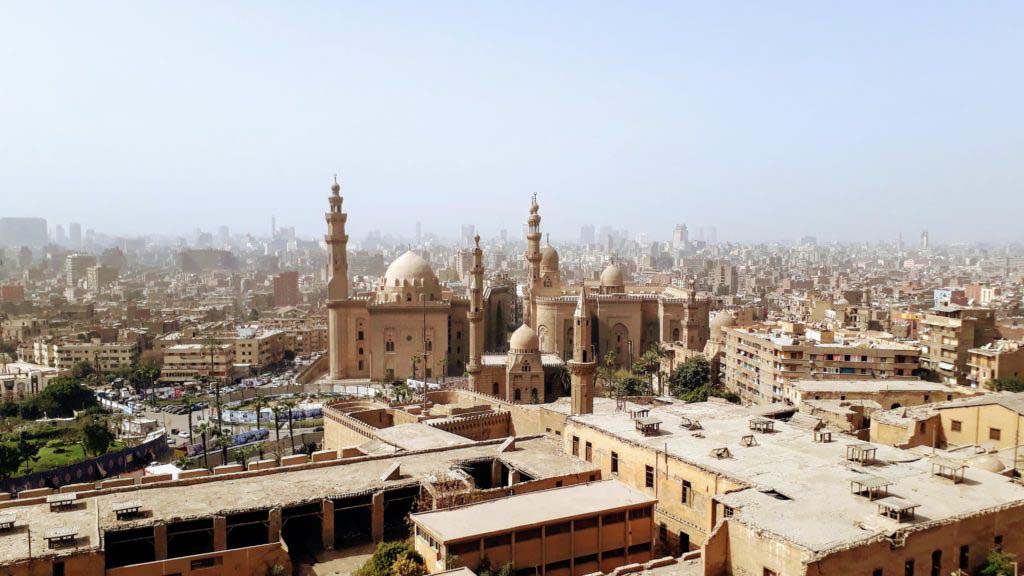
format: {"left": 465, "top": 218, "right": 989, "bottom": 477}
{"left": 969, "top": 340, "right": 1024, "bottom": 389}
{"left": 30, "top": 338, "right": 139, "bottom": 373}
{"left": 563, "top": 398, "right": 1024, "bottom": 576}
{"left": 412, "top": 481, "right": 655, "bottom": 575}
{"left": 920, "top": 306, "right": 998, "bottom": 387}
{"left": 722, "top": 322, "right": 921, "bottom": 405}
{"left": 160, "top": 343, "right": 235, "bottom": 383}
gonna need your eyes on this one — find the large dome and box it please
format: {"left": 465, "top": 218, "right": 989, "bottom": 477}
{"left": 540, "top": 245, "right": 559, "bottom": 271}
{"left": 378, "top": 251, "right": 440, "bottom": 303}
{"left": 383, "top": 251, "right": 437, "bottom": 287}
{"left": 711, "top": 310, "right": 736, "bottom": 331}
{"left": 600, "top": 263, "right": 624, "bottom": 288}
{"left": 509, "top": 324, "right": 539, "bottom": 353}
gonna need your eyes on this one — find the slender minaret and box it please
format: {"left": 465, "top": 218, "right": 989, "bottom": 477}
{"left": 569, "top": 286, "right": 596, "bottom": 415}
{"left": 524, "top": 193, "right": 542, "bottom": 328}
{"left": 326, "top": 176, "right": 350, "bottom": 379}
{"left": 466, "top": 234, "right": 484, "bottom": 390}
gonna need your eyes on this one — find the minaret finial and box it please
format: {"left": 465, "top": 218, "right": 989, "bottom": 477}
{"left": 474, "top": 234, "right": 480, "bottom": 248}
{"left": 331, "top": 174, "right": 340, "bottom": 195}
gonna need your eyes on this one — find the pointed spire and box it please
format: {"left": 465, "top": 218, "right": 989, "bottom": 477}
{"left": 331, "top": 174, "right": 340, "bottom": 195}
{"left": 575, "top": 285, "right": 589, "bottom": 318}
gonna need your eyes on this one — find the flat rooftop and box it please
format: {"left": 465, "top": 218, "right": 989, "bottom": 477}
{"left": 374, "top": 423, "right": 475, "bottom": 451}
{"left": 568, "top": 400, "right": 1024, "bottom": 556}
{"left": 0, "top": 436, "right": 596, "bottom": 565}
{"left": 411, "top": 480, "right": 655, "bottom": 542}
{"left": 790, "top": 378, "right": 955, "bottom": 394}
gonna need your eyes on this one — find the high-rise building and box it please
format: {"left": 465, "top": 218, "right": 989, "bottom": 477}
{"left": 580, "top": 224, "right": 596, "bottom": 245}
{"left": 920, "top": 229, "right": 929, "bottom": 250}
{"left": 54, "top": 224, "right": 67, "bottom": 246}
{"left": 461, "top": 224, "right": 476, "bottom": 247}
{"left": 65, "top": 253, "right": 97, "bottom": 286}
{"left": 672, "top": 224, "right": 688, "bottom": 250}
{"left": 0, "top": 217, "right": 47, "bottom": 249}
{"left": 273, "top": 271, "right": 300, "bottom": 307}
{"left": 69, "top": 222, "right": 82, "bottom": 248}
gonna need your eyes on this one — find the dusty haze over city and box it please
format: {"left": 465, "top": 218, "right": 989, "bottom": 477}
{"left": 2, "top": 2, "right": 1023, "bottom": 243}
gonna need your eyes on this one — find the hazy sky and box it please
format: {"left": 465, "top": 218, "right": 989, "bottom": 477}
{"left": 2, "top": 2, "right": 1022, "bottom": 244}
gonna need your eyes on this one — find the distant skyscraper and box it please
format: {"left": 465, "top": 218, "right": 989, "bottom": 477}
{"left": 920, "top": 229, "right": 929, "bottom": 250}
{"left": 461, "top": 224, "right": 476, "bottom": 247}
{"left": 708, "top": 226, "right": 717, "bottom": 244}
{"left": 65, "top": 253, "right": 97, "bottom": 286}
{"left": 271, "top": 216, "right": 277, "bottom": 238}
{"left": 580, "top": 224, "right": 596, "bottom": 245}
{"left": 54, "top": 224, "right": 67, "bottom": 246}
{"left": 69, "top": 222, "right": 82, "bottom": 248}
{"left": 672, "top": 224, "right": 688, "bottom": 250}
{"left": 0, "top": 217, "right": 47, "bottom": 249}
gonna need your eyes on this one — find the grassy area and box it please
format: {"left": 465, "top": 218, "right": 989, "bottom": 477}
{"left": 18, "top": 440, "right": 125, "bottom": 475}
{"left": 291, "top": 418, "right": 323, "bottom": 429}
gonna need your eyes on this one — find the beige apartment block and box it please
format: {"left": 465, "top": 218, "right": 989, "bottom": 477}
{"left": 160, "top": 343, "right": 235, "bottom": 383}
{"left": 411, "top": 481, "right": 656, "bottom": 575}
{"left": 722, "top": 322, "right": 920, "bottom": 405}
{"left": 31, "top": 338, "right": 139, "bottom": 373}
{"left": 969, "top": 339, "right": 1024, "bottom": 389}
{"left": 920, "top": 306, "right": 998, "bottom": 387}
{"left": 561, "top": 398, "right": 1024, "bottom": 575}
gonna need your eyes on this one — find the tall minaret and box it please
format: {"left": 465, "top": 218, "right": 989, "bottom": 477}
{"left": 569, "top": 286, "right": 596, "bottom": 415}
{"left": 524, "top": 193, "right": 542, "bottom": 328}
{"left": 326, "top": 176, "right": 350, "bottom": 379}
{"left": 466, "top": 234, "right": 484, "bottom": 390}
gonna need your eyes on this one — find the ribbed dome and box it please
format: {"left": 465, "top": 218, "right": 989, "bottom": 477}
{"left": 540, "top": 245, "right": 559, "bottom": 270}
{"left": 710, "top": 310, "right": 736, "bottom": 331}
{"left": 600, "top": 263, "right": 624, "bottom": 287}
{"left": 383, "top": 251, "right": 437, "bottom": 287}
{"left": 509, "top": 324, "right": 539, "bottom": 352}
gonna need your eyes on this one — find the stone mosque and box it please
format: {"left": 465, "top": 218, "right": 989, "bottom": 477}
{"left": 324, "top": 179, "right": 710, "bottom": 406}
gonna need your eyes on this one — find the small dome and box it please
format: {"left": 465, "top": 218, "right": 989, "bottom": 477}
{"left": 711, "top": 310, "right": 735, "bottom": 331}
{"left": 540, "top": 245, "right": 559, "bottom": 270}
{"left": 509, "top": 324, "right": 539, "bottom": 352}
{"left": 600, "top": 263, "right": 624, "bottom": 288}
{"left": 383, "top": 251, "right": 437, "bottom": 286}
{"left": 970, "top": 455, "right": 1005, "bottom": 474}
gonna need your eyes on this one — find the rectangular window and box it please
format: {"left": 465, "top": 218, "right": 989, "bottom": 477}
{"left": 572, "top": 436, "right": 579, "bottom": 457}
{"left": 682, "top": 479, "right": 692, "bottom": 504}
{"left": 990, "top": 428, "right": 1002, "bottom": 441}
{"left": 905, "top": 559, "right": 914, "bottom": 576}
{"left": 959, "top": 545, "right": 969, "bottom": 570}
{"left": 872, "top": 570, "right": 883, "bottom": 576}
{"left": 995, "top": 534, "right": 1003, "bottom": 551}
{"left": 611, "top": 451, "right": 619, "bottom": 474}
{"left": 951, "top": 420, "right": 962, "bottom": 432}
{"left": 645, "top": 465, "right": 654, "bottom": 488}
{"left": 583, "top": 441, "right": 593, "bottom": 462}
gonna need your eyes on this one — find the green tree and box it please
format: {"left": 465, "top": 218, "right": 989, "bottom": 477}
{"left": 71, "top": 360, "right": 95, "bottom": 381}
{"left": 391, "top": 554, "right": 427, "bottom": 576}
{"left": 80, "top": 417, "right": 114, "bottom": 457}
{"left": 253, "top": 390, "right": 266, "bottom": 459}
{"left": 616, "top": 375, "right": 648, "bottom": 397}
{"left": 980, "top": 550, "right": 1017, "bottom": 576}
{"left": 280, "top": 399, "right": 297, "bottom": 455}
{"left": 992, "top": 377, "right": 1024, "bottom": 393}
{"left": 32, "top": 378, "right": 98, "bottom": 417}
{"left": 195, "top": 421, "right": 212, "bottom": 470}
{"left": 667, "top": 356, "right": 711, "bottom": 398}
{"left": 356, "top": 541, "right": 424, "bottom": 576}
{"left": 181, "top": 392, "right": 198, "bottom": 445}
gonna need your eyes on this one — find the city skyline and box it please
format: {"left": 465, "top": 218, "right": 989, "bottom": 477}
{"left": 3, "top": 2, "right": 1023, "bottom": 242}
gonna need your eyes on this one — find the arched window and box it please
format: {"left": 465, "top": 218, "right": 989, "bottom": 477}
{"left": 514, "top": 389, "right": 522, "bottom": 401}
{"left": 543, "top": 277, "right": 552, "bottom": 287}
{"left": 492, "top": 382, "right": 499, "bottom": 395}
{"left": 522, "top": 361, "right": 531, "bottom": 372}
{"left": 672, "top": 328, "right": 680, "bottom": 341}
{"left": 385, "top": 339, "right": 395, "bottom": 353}
{"left": 426, "top": 340, "right": 433, "bottom": 352}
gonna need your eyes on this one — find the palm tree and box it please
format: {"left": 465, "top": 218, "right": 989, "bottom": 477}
{"left": 213, "top": 397, "right": 229, "bottom": 464}
{"left": 195, "top": 421, "right": 211, "bottom": 470}
{"left": 181, "top": 392, "right": 197, "bottom": 445}
{"left": 270, "top": 405, "right": 283, "bottom": 456}
{"left": 280, "top": 399, "right": 298, "bottom": 455}
{"left": 252, "top": 390, "right": 266, "bottom": 459}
